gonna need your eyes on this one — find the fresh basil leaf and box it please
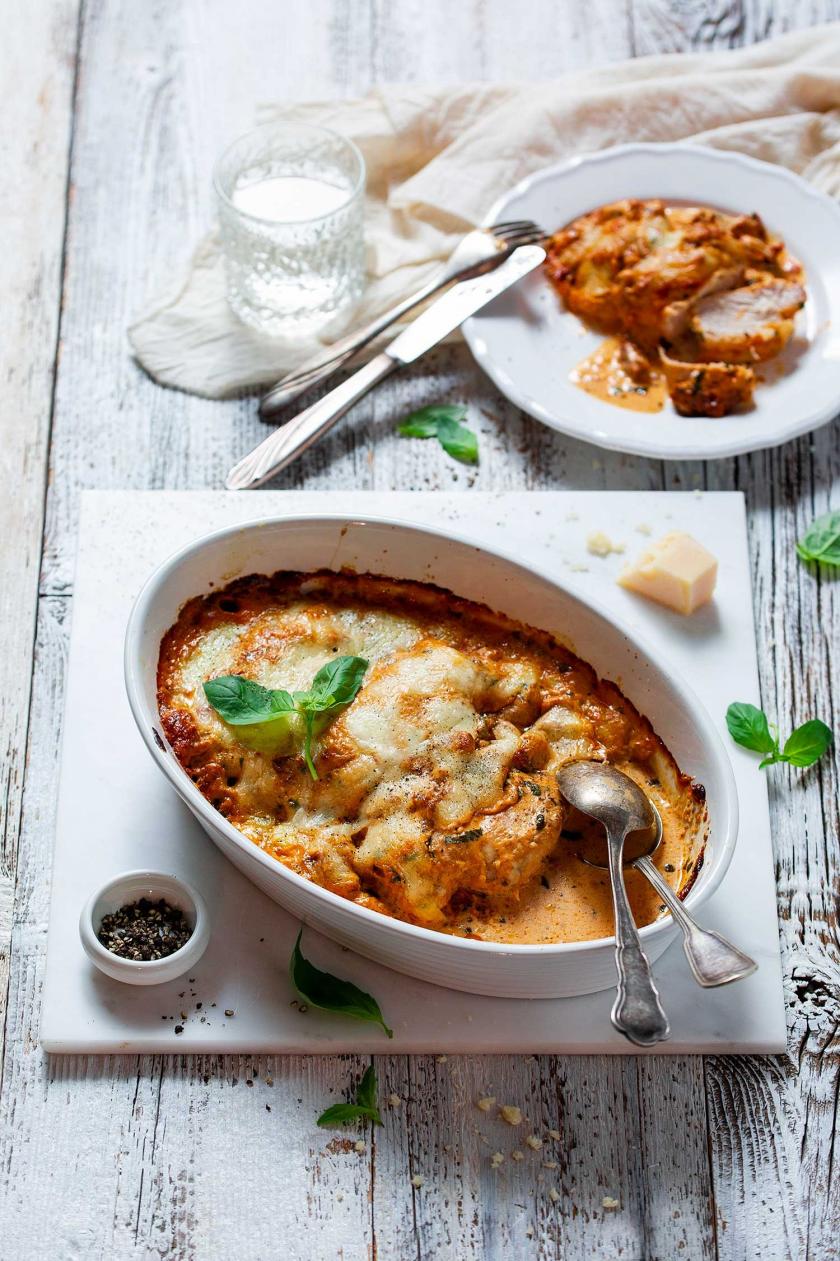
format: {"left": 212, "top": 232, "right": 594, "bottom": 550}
{"left": 437, "top": 415, "right": 479, "bottom": 464}
{"left": 301, "top": 710, "right": 318, "bottom": 780}
{"left": 397, "top": 404, "right": 467, "bottom": 438}
{"left": 290, "top": 931, "right": 393, "bottom": 1037}
{"left": 725, "top": 702, "right": 777, "bottom": 755}
{"left": 781, "top": 719, "right": 834, "bottom": 768}
{"left": 203, "top": 675, "right": 296, "bottom": 725}
{"left": 355, "top": 1064, "right": 378, "bottom": 1112}
{"left": 796, "top": 510, "right": 840, "bottom": 566}
{"left": 397, "top": 404, "right": 479, "bottom": 465}
{"left": 316, "top": 1068, "right": 383, "bottom": 1128}
{"left": 316, "top": 1101, "right": 381, "bottom": 1128}
{"left": 296, "top": 656, "right": 368, "bottom": 779}
{"left": 309, "top": 655, "right": 369, "bottom": 709}
{"left": 205, "top": 656, "right": 368, "bottom": 780}
{"left": 397, "top": 418, "right": 442, "bottom": 438}
{"left": 727, "top": 703, "right": 834, "bottom": 773}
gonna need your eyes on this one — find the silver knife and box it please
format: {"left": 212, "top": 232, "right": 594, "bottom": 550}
{"left": 226, "top": 244, "right": 545, "bottom": 490}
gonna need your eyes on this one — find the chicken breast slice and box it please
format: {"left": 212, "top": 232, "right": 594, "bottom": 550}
{"left": 354, "top": 769, "right": 564, "bottom": 927}
{"left": 688, "top": 278, "right": 805, "bottom": 364}
{"left": 660, "top": 266, "right": 745, "bottom": 341}
{"left": 659, "top": 347, "right": 755, "bottom": 418}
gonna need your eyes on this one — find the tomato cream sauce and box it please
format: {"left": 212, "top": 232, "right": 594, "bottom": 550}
{"left": 571, "top": 337, "right": 667, "bottom": 414}
{"left": 453, "top": 767, "right": 701, "bottom": 944}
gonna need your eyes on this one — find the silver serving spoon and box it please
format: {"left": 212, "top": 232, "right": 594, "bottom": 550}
{"left": 556, "top": 761, "right": 670, "bottom": 1046}
{"left": 573, "top": 782, "right": 758, "bottom": 988}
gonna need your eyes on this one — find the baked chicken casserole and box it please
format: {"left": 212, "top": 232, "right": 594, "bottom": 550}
{"left": 158, "top": 570, "right": 706, "bottom": 944}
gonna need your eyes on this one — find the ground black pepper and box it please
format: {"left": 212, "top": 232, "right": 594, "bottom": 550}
{"left": 97, "top": 897, "right": 192, "bottom": 961}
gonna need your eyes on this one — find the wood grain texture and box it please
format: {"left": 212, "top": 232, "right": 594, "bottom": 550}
{"left": 0, "top": 0, "right": 80, "bottom": 1071}
{"left": 2, "top": 0, "right": 839, "bottom": 1258}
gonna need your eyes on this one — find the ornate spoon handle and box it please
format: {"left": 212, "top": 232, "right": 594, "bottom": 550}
{"left": 606, "top": 824, "right": 670, "bottom": 1046}
{"left": 634, "top": 855, "right": 757, "bottom": 988}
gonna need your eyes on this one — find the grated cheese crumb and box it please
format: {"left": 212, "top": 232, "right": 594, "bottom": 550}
{"left": 511, "top": 1150, "right": 524, "bottom": 1162}
{"left": 547, "top": 1129, "right": 561, "bottom": 1140}
{"left": 477, "top": 1096, "right": 496, "bottom": 1112}
{"left": 388, "top": 1093, "right": 402, "bottom": 1108}
{"left": 525, "top": 1135, "right": 542, "bottom": 1151}
{"left": 569, "top": 562, "right": 589, "bottom": 573}
{"left": 565, "top": 511, "right": 579, "bottom": 522}
{"left": 436, "top": 1055, "right": 448, "bottom": 1063}
{"left": 543, "top": 1160, "right": 558, "bottom": 1170}
{"left": 602, "top": 1196, "right": 620, "bottom": 1210}
{"left": 499, "top": 1105, "right": 522, "bottom": 1126}
{"left": 549, "top": 1187, "right": 560, "bottom": 1204}
{"left": 411, "top": 1175, "right": 424, "bottom": 1189}
{"left": 587, "top": 530, "right": 625, "bottom": 558}
{"left": 354, "top": 1140, "right": 366, "bottom": 1153}
{"left": 635, "top": 523, "right": 652, "bottom": 536}
{"left": 490, "top": 1151, "right": 504, "bottom": 1169}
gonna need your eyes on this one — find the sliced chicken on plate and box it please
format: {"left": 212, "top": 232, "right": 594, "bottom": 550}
{"left": 659, "top": 347, "right": 756, "bottom": 418}
{"left": 685, "top": 278, "right": 806, "bottom": 363}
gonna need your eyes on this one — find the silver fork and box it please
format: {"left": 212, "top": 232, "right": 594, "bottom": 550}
{"left": 258, "top": 219, "right": 546, "bottom": 419}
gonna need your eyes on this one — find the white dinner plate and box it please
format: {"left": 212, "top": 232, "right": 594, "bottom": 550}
{"left": 463, "top": 143, "right": 840, "bottom": 460}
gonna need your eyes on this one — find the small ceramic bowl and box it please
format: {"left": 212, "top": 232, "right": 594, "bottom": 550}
{"left": 79, "top": 870, "right": 210, "bottom": 985}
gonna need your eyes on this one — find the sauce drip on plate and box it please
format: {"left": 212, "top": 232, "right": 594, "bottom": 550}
{"left": 571, "top": 336, "right": 667, "bottom": 413}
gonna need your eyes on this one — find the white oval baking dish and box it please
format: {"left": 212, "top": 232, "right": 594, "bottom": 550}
{"left": 124, "top": 514, "right": 738, "bottom": 999}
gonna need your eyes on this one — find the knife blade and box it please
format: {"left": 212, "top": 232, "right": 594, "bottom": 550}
{"left": 226, "top": 244, "right": 545, "bottom": 490}
{"left": 383, "top": 242, "right": 545, "bottom": 363}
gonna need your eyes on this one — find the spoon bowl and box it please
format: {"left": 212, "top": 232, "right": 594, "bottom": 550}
{"left": 557, "top": 760, "right": 654, "bottom": 836}
{"left": 575, "top": 802, "right": 662, "bottom": 870}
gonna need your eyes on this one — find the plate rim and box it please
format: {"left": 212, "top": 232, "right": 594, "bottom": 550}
{"left": 463, "top": 141, "right": 840, "bottom": 460}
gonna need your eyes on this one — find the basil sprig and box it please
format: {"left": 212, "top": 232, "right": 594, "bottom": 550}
{"left": 397, "top": 404, "right": 479, "bottom": 464}
{"left": 317, "top": 1064, "right": 383, "bottom": 1128}
{"left": 796, "top": 510, "right": 840, "bottom": 566}
{"left": 726, "top": 702, "right": 833, "bottom": 769}
{"left": 291, "top": 931, "right": 393, "bottom": 1038}
{"left": 204, "top": 655, "right": 368, "bottom": 779}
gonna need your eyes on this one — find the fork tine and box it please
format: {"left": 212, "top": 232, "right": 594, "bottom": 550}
{"left": 489, "top": 218, "right": 540, "bottom": 235}
{"left": 484, "top": 215, "right": 542, "bottom": 235}
{"left": 498, "top": 226, "right": 546, "bottom": 240}
{"left": 496, "top": 229, "right": 548, "bottom": 248}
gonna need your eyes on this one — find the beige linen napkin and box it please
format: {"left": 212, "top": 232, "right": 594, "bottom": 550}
{"left": 129, "top": 25, "right": 840, "bottom": 399}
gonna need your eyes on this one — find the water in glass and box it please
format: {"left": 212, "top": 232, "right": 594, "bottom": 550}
{"left": 215, "top": 122, "right": 365, "bottom": 337}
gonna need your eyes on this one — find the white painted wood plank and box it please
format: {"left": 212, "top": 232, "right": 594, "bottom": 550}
{"left": 0, "top": 0, "right": 79, "bottom": 1061}
{"left": 630, "top": 0, "right": 840, "bottom": 55}
{"left": 627, "top": 8, "right": 840, "bottom": 1257}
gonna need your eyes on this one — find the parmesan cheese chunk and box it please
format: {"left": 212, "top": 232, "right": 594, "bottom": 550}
{"left": 618, "top": 531, "right": 717, "bottom": 615}
{"left": 586, "top": 530, "right": 625, "bottom": 558}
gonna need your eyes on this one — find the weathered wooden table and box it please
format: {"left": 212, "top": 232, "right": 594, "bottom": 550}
{"left": 1, "top": 3, "right": 838, "bottom": 1258}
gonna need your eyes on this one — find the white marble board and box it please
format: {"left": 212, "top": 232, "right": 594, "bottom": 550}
{"left": 40, "top": 490, "right": 786, "bottom": 1054}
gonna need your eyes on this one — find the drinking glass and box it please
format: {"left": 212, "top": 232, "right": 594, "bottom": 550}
{"left": 214, "top": 121, "right": 365, "bottom": 336}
